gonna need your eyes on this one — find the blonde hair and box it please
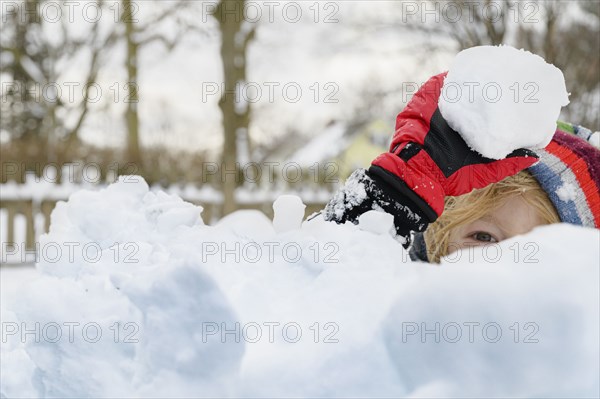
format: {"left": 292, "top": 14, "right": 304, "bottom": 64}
{"left": 424, "top": 171, "right": 560, "bottom": 263}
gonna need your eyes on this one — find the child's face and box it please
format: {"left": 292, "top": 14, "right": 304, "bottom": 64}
{"left": 448, "top": 195, "right": 544, "bottom": 252}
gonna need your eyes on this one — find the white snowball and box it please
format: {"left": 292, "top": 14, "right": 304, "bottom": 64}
{"left": 272, "top": 195, "right": 306, "bottom": 233}
{"left": 438, "top": 45, "right": 569, "bottom": 159}
{"left": 358, "top": 210, "right": 395, "bottom": 236}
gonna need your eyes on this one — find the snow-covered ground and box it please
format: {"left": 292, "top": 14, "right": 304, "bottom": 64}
{"left": 1, "top": 177, "right": 598, "bottom": 398}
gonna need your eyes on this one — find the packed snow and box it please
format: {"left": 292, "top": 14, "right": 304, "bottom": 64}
{"left": 272, "top": 195, "right": 306, "bottom": 233}
{"left": 1, "top": 177, "right": 599, "bottom": 398}
{"left": 438, "top": 45, "right": 570, "bottom": 159}
{"left": 358, "top": 210, "right": 395, "bottom": 236}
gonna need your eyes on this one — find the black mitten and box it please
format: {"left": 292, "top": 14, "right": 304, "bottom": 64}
{"left": 323, "top": 168, "right": 432, "bottom": 246}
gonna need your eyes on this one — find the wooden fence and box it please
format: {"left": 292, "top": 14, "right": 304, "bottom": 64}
{"left": 0, "top": 183, "right": 333, "bottom": 258}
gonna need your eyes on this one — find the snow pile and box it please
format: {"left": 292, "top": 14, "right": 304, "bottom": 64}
{"left": 1, "top": 177, "right": 242, "bottom": 398}
{"left": 2, "top": 177, "right": 599, "bottom": 398}
{"left": 438, "top": 45, "right": 570, "bottom": 159}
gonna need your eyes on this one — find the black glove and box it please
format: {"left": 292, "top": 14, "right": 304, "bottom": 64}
{"left": 323, "top": 168, "right": 432, "bottom": 246}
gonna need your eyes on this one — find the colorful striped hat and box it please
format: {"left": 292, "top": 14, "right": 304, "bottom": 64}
{"left": 528, "top": 122, "right": 600, "bottom": 228}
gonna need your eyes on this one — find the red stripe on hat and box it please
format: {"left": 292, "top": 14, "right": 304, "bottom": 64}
{"left": 546, "top": 141, "right": 600, "bottom": 227}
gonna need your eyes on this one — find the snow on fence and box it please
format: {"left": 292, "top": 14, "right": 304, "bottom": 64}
{"left": 0, "top": 166, "right": 337, "bottom": 264}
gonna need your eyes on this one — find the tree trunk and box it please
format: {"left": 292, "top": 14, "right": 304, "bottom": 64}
{"left": 123, "top": 0, "right": 142, "bottom": 175}
{"left": 214, "top": 0, "right": 254, "bottom": 215}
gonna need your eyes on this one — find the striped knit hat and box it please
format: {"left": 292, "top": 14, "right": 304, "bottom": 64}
{"left": 528, "top": 122, "right": 600, "bottom": 228}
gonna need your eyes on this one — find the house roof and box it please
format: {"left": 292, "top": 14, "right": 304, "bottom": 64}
{"left": 287, "top": 121, "right": 351, "bottom": 167}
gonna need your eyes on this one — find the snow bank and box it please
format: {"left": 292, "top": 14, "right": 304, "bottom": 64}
{"left": 438, "top": 45, "right": 569, "bottom": 159}
{"left": 2, "top": 177, "right": 599, "bottom": 398}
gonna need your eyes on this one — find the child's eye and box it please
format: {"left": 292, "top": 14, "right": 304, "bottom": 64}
{"left": 471, "top": 231, "right": 498, "bottom": 243}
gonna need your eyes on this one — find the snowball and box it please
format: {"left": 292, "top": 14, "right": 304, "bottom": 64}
{"left": 358, "top": 210, "right": 395, "bottom": 236}
{"left": 438, "top": 45, "right": 569, "bottom": 159}
{"left": 272, "top": 195, "right": 306, "bottom": 233}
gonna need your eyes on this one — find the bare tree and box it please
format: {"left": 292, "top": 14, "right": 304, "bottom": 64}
{"left": 1, "top": 0, "right": 203, "bottom": 179}
{"left": 400, "top": 0, "right": 600, "bottom": 128}
{"left": 516, "top": 1, "right": 600, "bottom": 128}
{"left": 404, "top": 0, "right": 510, "bottom": 48}
{"left": 118, "top": 0, "right": 202, "bottom": 174}
{"left": 0, "top": 0, "right": 45, "bottom": 140}
{"left": 211, "top": 0, "right": 256, "bottom": 215}
{"left": 0, "top": 0, "right": 117, "bottom": 149}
